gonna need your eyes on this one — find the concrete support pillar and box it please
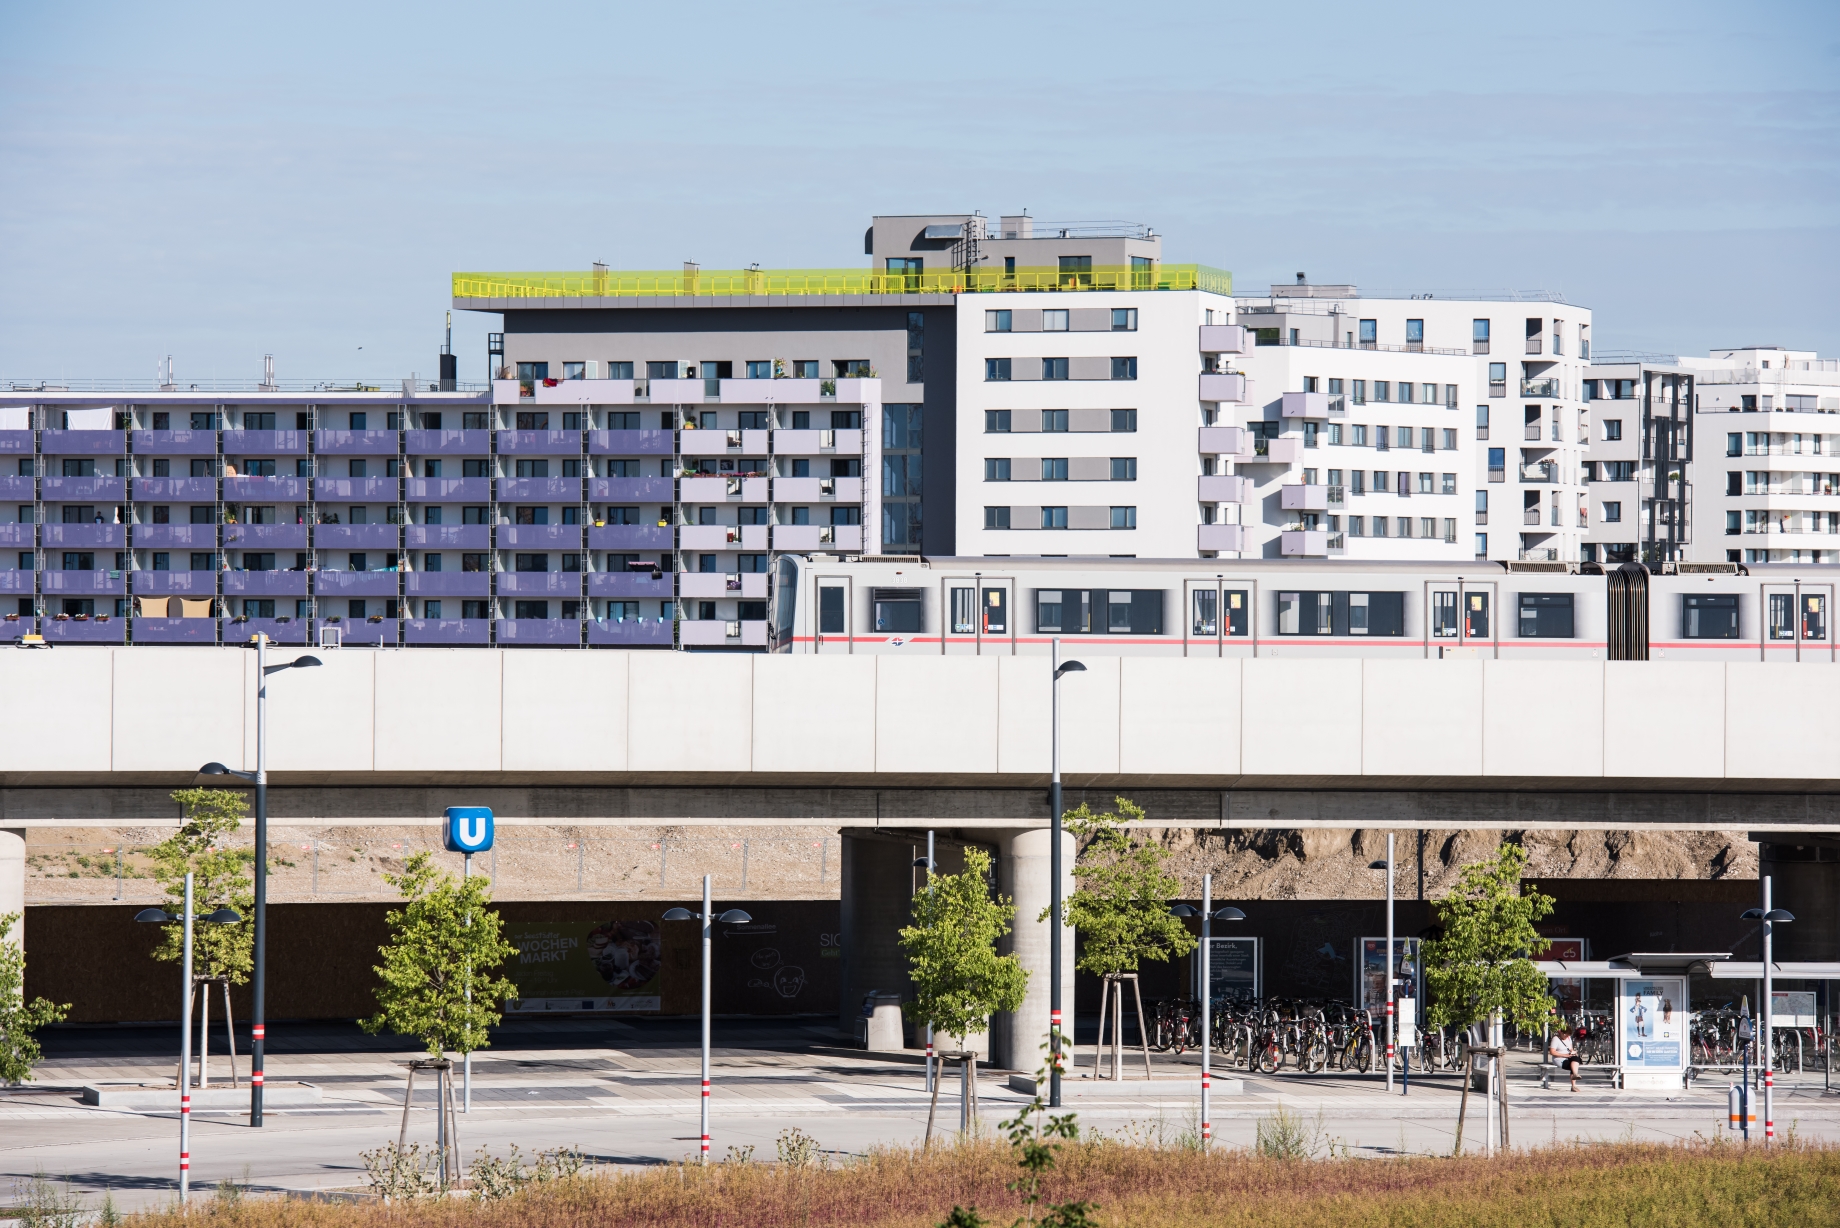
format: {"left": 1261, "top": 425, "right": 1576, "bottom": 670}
{"left": 0, "top": 829, "right": 24, "bottom": 946}
{"left": 993, "top": 826, "right": 1075, "bottom": 1074}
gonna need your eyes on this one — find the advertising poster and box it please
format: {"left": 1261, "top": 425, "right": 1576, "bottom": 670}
{"left": 1357, "top": 937, "right": 1422, "bottom": 1015}
{"left": 1620, "top": 977, "right": 1685, "bottom": 1069}
{"left": 505, "top": 919, "right": 663, "bottom": 1013}
{"left": 1537, "top": 938, "right": 1588, "bottom": 1014}
{"left": 1194, "top": 936, "right": 1260, "bottom": 1001}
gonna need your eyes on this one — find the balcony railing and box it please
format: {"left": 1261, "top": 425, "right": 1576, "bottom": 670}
{"left": 1526, "top": 340, "right": 1543, "bottom": 355}
{"left": 1520, "top": 464, "right": 1558, "bottom": 483}
{"left": 1520, "top": 547, "right": 1558, "bottom": 561}
{"left": 1521, "top": 378, "right": 1560, "bottom": 398}
{"left": 456, "top": 264, "right": 1233, "bottom": 299}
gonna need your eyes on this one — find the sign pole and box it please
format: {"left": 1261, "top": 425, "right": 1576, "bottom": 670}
{"left": 463, "top": 851, "right": 472, "bottom": 1114}
{"left": 1200, "top": 872, "right": 1212, "bottom": 1148}
{"left": 443, "top": 805, "right": 495, "bottom": 1119}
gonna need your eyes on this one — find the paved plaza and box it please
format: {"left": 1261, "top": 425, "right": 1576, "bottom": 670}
{"left": 1, "top": 1017, "right": 1836, "bottom": 1211}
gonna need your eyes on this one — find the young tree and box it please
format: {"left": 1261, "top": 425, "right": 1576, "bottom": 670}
{"left": 151, "top": 789, "right": 255, "bottom": 983}
{"left": 900, "top": 848, "right": 1027, "bottom": 1050}
{"left": 1054, "top": 797, "right": 1195, "bottom": 977}
{"left": 362, "top": 852, "right": 519, "bottom": 1058}
{"left": 1422, "top": 841, "right": 1556, "bottom": 1032}
{"left": 0, "top": 913, "right": 69, "bottom": 1084}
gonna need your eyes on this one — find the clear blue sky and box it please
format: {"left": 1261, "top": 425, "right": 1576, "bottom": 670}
{"left": 2, "top": 0, "right": 1835, "bottom": 384}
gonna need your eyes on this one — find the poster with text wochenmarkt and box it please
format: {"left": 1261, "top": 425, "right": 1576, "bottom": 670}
{"left": 505, "top": 920, "right": 663, "bottom": 1012}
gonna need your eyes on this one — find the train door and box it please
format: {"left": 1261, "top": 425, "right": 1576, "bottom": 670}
{"left": 1184, "top": 579, "right": 1255, "bottom": 657}
{"left": 941, "top": 576, "right": 1015, "bottom": 655}
{"left": 1424, "top": 579, "right": 1498, "bottom": 658}
{"left": 814, "top": 575, "right": 853, "bottom": 653}
{"left": 1762, "top": 581, "right": 1832, "bottom": 662}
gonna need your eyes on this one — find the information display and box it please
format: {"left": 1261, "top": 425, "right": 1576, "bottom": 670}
{"left": 1195, "top": 936, "right": 1260, "bottom": 1001}
{"left": 1619, "top": 977, "right": 1686, "bottom": 1075}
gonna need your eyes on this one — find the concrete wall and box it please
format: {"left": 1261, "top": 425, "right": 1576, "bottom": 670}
{"left": 10, "top": 647, "right": 1840, "bottom": 792}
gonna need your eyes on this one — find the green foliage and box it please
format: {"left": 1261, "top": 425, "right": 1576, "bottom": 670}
{"left": 901, "top": 848, "right": 1027, "bottom": 1045}
{"left": 468, "top": 1145, "right": 586, "bottom": 1201}
{"left": 999, "top": 1064, "right": 1096, "bottom": 1228}
{"left": 360, "top": 1143, "right": 439, "bottom": 1201}
{"left": 361, "top": 851, "right": 519, "bottom": 1058}
{"left": 1422, "top": 842, "right": 1556, "bottom": 1032}
{"left": 10, "top": 1171, "right": 85, "bottom": 1228}
{"left": 0, "top": 914, "right": 68, "bottom": 1085}
{"left": 777, "top": 1127, "right": 820, "bottom": 1169}
{"left": 151, "top": 789, "right": 255, "bottom": 984}
{"left": 1053, "top": 797, "right": 1195, "bottom": 976}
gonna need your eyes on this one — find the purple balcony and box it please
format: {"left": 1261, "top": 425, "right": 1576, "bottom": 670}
{"left": 0, "top": 571, "right": 33, "bottom": 592}
{"left": 0, "top": 617, "right": 33, "bottom": 640}
{"left": 316, "top": 523, "right": 400, "bottom": 550}
{"left": 407, "top": 525, "right": 490, "bottom": 549}
{"left": 42, "top": 570, "right": 125, "bottom": 595}
{"left": 225, "top": 523, "right": 309, "bottom": 550}
{"left": 42, "top": 476, "right": 125, "bottom": 501}
{"left": 43, "top": 524, "right": 125, "bottom": 548}
{"left": 589, "top": 525, "right": 671, "bottom": 550}
{"left": 0, "top": 477, "right": 35, "bottom": 500}
{"left": 497, "top": 572, "right": 583, "bottom": 596}
{"left": 497, "top": 477, "right": 579, "bottom": 502}
{"left": 40, "top": 430, "right": 125, "bottom": 456}
{"left": 313, "top": 477, "right": 399, "bottom": 501}
{"left": 224, "top": 616, "right": 308, "bottom": 644}
{"left": 406, "top": 477, "right": 489, "bottom": 503}
{"left": 134, "top": 525, "right": 217, "bottom": 549}
{"left": 0, "top": 431, "right": 33, "bottom": 454}
{"left": 405, "top": 619, "right": 491, "bottom": 645}
{"left": 499, "top": 525, "right": 581, "bottom": 549}
{"left": 314, "top": 430, "right": 400, "bottom": 455}
{"left": 591, "top": 476, "right": 673, "bottom": 502}
{"left": 404, "top": 429, "right": 491, "bottom": 455}
{"left": 588, "top": 618, "right": 674, "bottom": 647}
{"left": 225, "top": 475, "right": 307, "bottom": 501}
{"left": 406, "top": 572, "right": 491, "bottom": 597}
{"left": 132, "top": 571, "right": 217, "bottom": 595}
{"left": 132, "top": 430, "right": 218, "bottom": 455}
{"left": 0, "top": 523, "right": 33, "bottom": 546}
{"left": 224, "top": 571, "right": 309, "bottom": 597}
{"left": 496, "top": 619, "right": 583, "bottom": 645}
{"left": 588, "top": 429, "right": 673, "bottom": 456}
{"left": 131, "top": 617, "right": 219, "bottom": 643}
{"left": 587, "top": 571, "right": 671, "bottom": 598}
{"left": 134, "top": 477, "right": 217, "bottom": 501}
{"left": 222, "top": 430, "right": 308, "bottom": 454}
{"left": 315, "top": 570, "right": 400, "bottom": 597}
{"left": 43, "top": 617, "right": 127, "bottom": 643}
{"left": 497, "top": 430, "right": 581, "bottom": 454}
{"left": 323, "top": 617, "right": 399, "bottom": 645}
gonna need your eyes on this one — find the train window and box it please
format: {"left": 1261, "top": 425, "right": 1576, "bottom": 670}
{"left": 1225, "top": 589, "right": 1248, "bottom": 637}
{"left": 1431, "top": 591, "right": 1458, "bottom": 638}
{"left": 1682, "top": 594, "right": 1740, "bottom": 639}
{"left": 872, "top": 588, "right": 922, "bottom": 633}
{"left": 1191, "top": 590, "right": 1217, "bottom": 637}
{"left": 818, "top": 586, "right": 846, "bottom": 634}
{"left": 1350, "top": 592, "right": 1405, "bottom": 636}
{"left": 1805, "top": 595, "right": 1827, "bottom": 641}
{"left": 1465, "top": 592, "right": 1490, "bottom": 638}
{"left": 951, "top": 587, "right": 976, "bottom": 634}
{"left": 1108, "top": 590, "right": 1162, "bottom": 635}
{"left": 1037, "top": 589, "right": 1091, "bottom": 634}
{"left": 774, "top": 557, "right": 798, "bottom": 641}
{"left": 1277, "top": 591, "right": 1335, "bottom": 636}
{"left": 1518, "top": 593, "right": 1574, "bottom": 638}
{"left": 1768, "top": 594, "right": 1795, "bottom": 641}
{"left": 983, "top": 588, "right": 1008, "bottom": 634}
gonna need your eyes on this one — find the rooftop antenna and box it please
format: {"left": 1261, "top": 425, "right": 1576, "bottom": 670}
{"left": 261, "top": 354, "right": 276, "bottom": 390}
{"left": 439, "top": 310, "right": 457, "bottom": 391}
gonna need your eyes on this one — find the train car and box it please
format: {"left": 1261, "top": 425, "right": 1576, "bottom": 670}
{"left": 771, "top": 556, "right": 1834, "bottom": 663}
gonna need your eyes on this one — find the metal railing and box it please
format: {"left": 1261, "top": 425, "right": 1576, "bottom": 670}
{"left": 455, "top": 264, "right": 1233, "bottom": 299}
{"left": 3, "top": 379, "right": 490, "bottom": 394}
{"left": 1522, "top": 378, "right": 1560, "bottom": 398}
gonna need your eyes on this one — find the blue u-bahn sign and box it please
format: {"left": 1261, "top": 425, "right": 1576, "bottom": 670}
{"left": 444, "top": 807, "right": 495, "bottom": 854}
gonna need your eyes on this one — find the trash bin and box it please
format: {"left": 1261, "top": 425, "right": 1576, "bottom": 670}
{"left": 856, "top": 991, "right": 905, "bottom": 1051}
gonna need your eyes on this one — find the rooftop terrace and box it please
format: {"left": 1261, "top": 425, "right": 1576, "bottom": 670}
{"left": 452, "top": 263, "right": 1231, "bottom": 300}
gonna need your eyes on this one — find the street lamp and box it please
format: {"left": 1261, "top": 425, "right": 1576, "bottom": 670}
{"left": 664, "top": 876, "right": 752, "bottom": 1163}
{"left": 1369, "top": 838, "right": 1396, "bottom": 1092}
{"left": 1171, "top": 883, "right": 1243, "bottom": 1148}
{"left": 200, "top": 638, "right": 320, "bottom": 1127}
{"left": 915, "top": 839, "right": 935, "bottom": 1094}
{"left": 1049, "top": 643, "right": 1085, "bottom": 1108}
{"left": 1742, "top": 881, "right": 1795, "bottom": 1146}
{"left": 136, "top": 874, "right": 240, "bottom": 1204}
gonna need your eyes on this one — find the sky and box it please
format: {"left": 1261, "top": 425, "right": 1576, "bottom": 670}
{"left": 1, "top": 0, "right": 1836, "bottom": 384}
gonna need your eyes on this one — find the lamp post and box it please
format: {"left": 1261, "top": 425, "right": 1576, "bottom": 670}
{"left": 914, "top": 833, "right": 935, "bottom": 1095}
{"left": 664, "top": 876, "right": 751, "bottom": 1162}
{"left": 136, "top": 874, "right": 240, "bottom": 1203}
{"left": 1171, "top": 884, "right": 1244, "bottom": 1149}
{"left": 1369, "top": 837, "right": 1395, "bottom": 1093}
{"left": 1742, "top": 880, "right": 1794, "bottom": 1146}
{"left": 199, "top": 636, "right": 320, "bottom": 1127}
{"left": 1049, "top": 641, "right": 1085, "bottom": 1109}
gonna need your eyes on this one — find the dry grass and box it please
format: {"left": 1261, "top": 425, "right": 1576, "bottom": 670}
{"left": 130, "top": 1139, "right": 1840, "bottom": 1228}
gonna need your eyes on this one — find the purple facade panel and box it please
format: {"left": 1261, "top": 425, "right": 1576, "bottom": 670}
{"left": 496, "top": 477, "right": 580, "bottom": 502}
{"left": 40, "top": 430, "right": 126, "bottom": 456}
{"left": 587, "top": 572, "right": 672, "bottom": 598}
{"left": 405, "top": 572, "right": 491, "bottom": 597}
{"left": 133, "top": 477, "right": 217, "bottom": 501}
{"left": 404, "top": 429, "right": 491, "bottom": 455}
{"left": 313, "top": 477, "right": 399, "bottom": 501}
{"left": 43, "top": 617, "right": 127, "bottom": 643}
{"left": 590, "top": 476, "right": 674, "bottom": 501}
{"left": 0, "top": 571, "right": 32, "bottom": 592}
{"left": 42, "top": 570, "right": 126, "bottom": 595}
{"left": 224, "top": 616, "right": 309, "bottom": 644}
{"left": 131, "top": 618, "right": 219, "bottom": 643}
{"left": 131, "top": 571, "right": 217, "bottom": 595}
{"left": 0, "top": 477, "right": 35, "bottom": 500}
{"left": 222, "top": 430, "right": 308, "bottom": 454}
{"left": 326, "top": 617, "right": 399, "bottom": 645}
{"left": 0, "top": 431, "right": 34, "bottom": 453}
{"left": 313, "top": 430, "right": 400, "bottom": 455}
{"left": 588, "top": 430, "right": 674, "bottom": 456}
{"left": 497, "top": 430, "right": 580, "bottom": 454}
{"left": 43, "top": 524, "right": 125, "bottom": 548}
{"left": 42, "top": 476, "right": 126, "bottom": 501}
{"left": 405, "top": 477, "right": 489, "bottom": 502}
{"left": 495, "top": 619, "right": 583, "bottom": 645}
{"left": 498, "top": 525, "right": 582, "bottom": 549}
{"left": 404, "top": 619, "right": 492, "bottom": 645}
{"left": 406, "top": 525, "right": 491, "bottom": 549}
{"left": 588, "top": 525, "right": 671, "bottom": 551}
{"left": 316, "top": 524, "right": 400, "bottom": 550}
{"left": 0, "top": 618, "right": 31, "bottom": 639}
{"left": 315, "top": 570, "right": 400, "bottom": 597}
{"left": 132, "top": 431, "right": 218, "bottom": 455}
{"left": 227, "top": 524, "right": 309, "bottom": 549}
{"left": 224, "top": 571, "right": 310, "bottom": 596}
{"left": 0, "top": 523, "right": 35, "bottom": 546}
{"left": 225, "top": 476, "right": 307, "bottom": 501}
{"left": 497, "top": 572, "right": 583, "bottom": 596}
{"left": 587, "top": 619, "right": 675, "bottom": 647}
{"left": 133, "top": 524, "right": 216, "bottom": 548}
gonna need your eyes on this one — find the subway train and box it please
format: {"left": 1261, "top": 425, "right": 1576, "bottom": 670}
{"left": 771, "top": 556, "right": 1835, "bottom": 661}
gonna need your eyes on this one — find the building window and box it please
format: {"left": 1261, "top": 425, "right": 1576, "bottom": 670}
{"left": 1043, "top": 410, "right": 1069, "bottom": 432}
{"left": 1489, "top": 363, "right": 1507, "bottom": 396}
{"left": 1110, "top": 458, "right": 1137, "bottom": 481}
{"left": 1475, "top": 533, "right": 1487, "bottom": 557}
{"left": 1352, "top": 380, "right": 1366, "bottom": 405}
{"left": 1041, "top": 506, "right": 1068, "bottom": 529}
{"left": 1398, "top": 383, "right": 1414, "bottom": 404}
{"left": 1442, "top": 429, "right": 1457, "bottom": 451}
{"left": 1303, "top": 376, "right": 1319, "bottom": 393}
{"left": 1111, "top": 409, "right": 1137, "bottom": 432}
{"left": 1473, "top": 319, "right": 1490, "bottom": 353}
{"left": 1373, "top": 381, "right": 1390, "bottom": 403}
{"left": 1358, "top": 320, "right": 1377, "bottom": 348}
{"left": 984, "top": 506, "right": 1010, "bottom": 529}
{"left": 1348, "top": 516, "right": 1364, "bottom": 536}
{"left": 1043, "top": 309, "right": 1069, "bottom": 332}
{"left": 1110, "top": 506, "right": 1136, "bottom": 529}
{"left": 1603, "top": 502, "right": 1622, "bottom": 523}
{"left": 1043, "top": 358, "right": 1069, "bottom": 380}
{"left": 1041, "top": 458, "right": 1068, "bottom": 481}
{"left": 1112, "top": 308, "right": 1137, "bottom": 331}
{"left": 907, "top": 311, "right": 924, "bottom": 384}
{"left": 986, "top": 310, "right": 1012, "bottom": 332}
{"left": 1111, "top": 357, "right": 1137, "bottom": 380}
{"left": 1519, "top": 593, "right": 1574, "bottom": 638}
{"left": 1406, "top": 319, "right": 1424, "bottom": 345}
{"left": 1603, "top": 419, "right": 1622, "bottom": 441}
{"left": 986, "top": 358, "right": 1011, "bottom": 381}
{"left": 986, "top": 410, "right": 1011, "bottom": 433}
{"left": 984, "top": 458, "right": 1011, "bottom": 481}
{"left": 1441, "top": 472, "right": 1456, "bottom": 495}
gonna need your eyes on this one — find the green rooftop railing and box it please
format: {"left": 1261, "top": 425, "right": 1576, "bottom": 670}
{"left": 453, "top": 264, "right": 1231, "bottom": 299}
